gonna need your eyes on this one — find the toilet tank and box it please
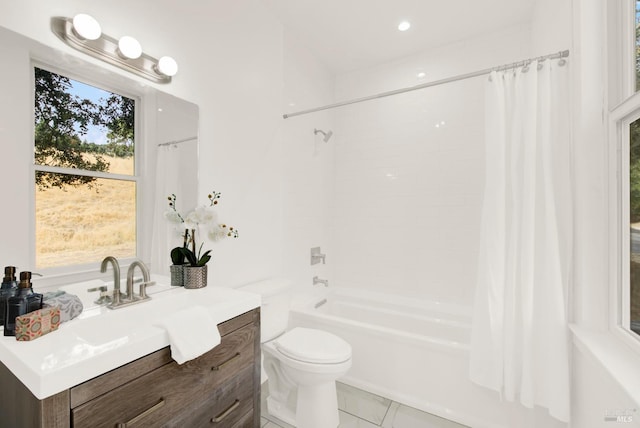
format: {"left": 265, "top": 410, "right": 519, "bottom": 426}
{"left": 238, "top": 279, "right": 293, "bottom": 342}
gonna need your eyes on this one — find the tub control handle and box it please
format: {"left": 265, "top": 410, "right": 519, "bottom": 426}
{"left": 310, "top": 247, "right": 326, "bottom": 265}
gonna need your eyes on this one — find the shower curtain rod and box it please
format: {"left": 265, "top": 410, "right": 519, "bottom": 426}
{"left": 282, "top": 49, "right": 570, "bottom": 119}
{"left": 157, "top": 136, "right": 197, "bottom": 147}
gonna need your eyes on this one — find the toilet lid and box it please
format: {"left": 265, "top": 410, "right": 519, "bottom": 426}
{"left": 274, "top": 327, "right": 351, "bottom": 364}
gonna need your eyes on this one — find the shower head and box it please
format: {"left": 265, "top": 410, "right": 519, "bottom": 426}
{"left": 314, "top": 128, "right": 333, "bottom": 143}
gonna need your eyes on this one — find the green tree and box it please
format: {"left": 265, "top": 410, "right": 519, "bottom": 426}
{"left": 34, "top": 68, "right": 135, "bottom": 190}
{"left": 631, "top": 120, "right": 640, "bottom": 223}
{"left": 100, "top": 93, "right": 135, "bottom": 158}
{"left": 34, "top": 67, "right": 109, "bottom": 189}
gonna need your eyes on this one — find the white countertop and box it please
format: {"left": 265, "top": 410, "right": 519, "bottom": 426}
{"left": 0, "top": 278, "right": 260, "bottom": 400}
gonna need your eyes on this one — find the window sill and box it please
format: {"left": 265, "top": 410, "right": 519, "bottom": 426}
{"left": 33, "top": 257, "right": 139, "bottom": 292}
{"left": 570, "top": 324, "right": 640, "bottom": 407}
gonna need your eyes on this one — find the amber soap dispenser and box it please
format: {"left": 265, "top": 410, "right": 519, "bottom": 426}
{"left": 0, "top": 266, "right": 19, "bottom": 326}
{"left": 4, "top": 271, "right": 43, "bottom": 336}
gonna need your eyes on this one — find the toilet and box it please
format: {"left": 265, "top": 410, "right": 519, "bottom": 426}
{"left": 239, "top": 279, "right": 351, "bottom": 428}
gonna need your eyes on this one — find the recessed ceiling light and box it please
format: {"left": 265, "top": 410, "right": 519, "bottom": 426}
{"left": 398, "top": 21, "right": 411, "bottom": 32}
{"left": 417, "top": 72, "right": 426, "bottom": 79}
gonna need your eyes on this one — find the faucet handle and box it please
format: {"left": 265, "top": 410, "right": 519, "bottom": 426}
{"left": 138, "top": 281, "right": 156, "bottom": 299}
{"left": 87, "top": 285, "right": 112, "bottom": 305}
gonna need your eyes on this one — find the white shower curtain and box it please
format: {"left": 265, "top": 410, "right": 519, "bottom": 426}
{"left": 150, "top": 144, "right": 181, "bottom": 276}
{"left": 469, "top": 59, "right": 572, "bottom": 422}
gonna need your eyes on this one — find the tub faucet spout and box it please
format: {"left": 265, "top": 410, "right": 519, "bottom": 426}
{"left": 313, "top": 276, "right": 328, "bottom": 287}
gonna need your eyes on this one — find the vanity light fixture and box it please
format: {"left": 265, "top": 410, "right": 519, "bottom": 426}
{"left": 157, "top": 56, "right": 178, "bottom": 77}
{"left": 72, "top": 14, "right": 101, "bottom": 40}
{"left": 51, "top": 14, "right": 178, "bottom": 84}
{"left": 117, "top": 36, "right": 142, "bottom": 59}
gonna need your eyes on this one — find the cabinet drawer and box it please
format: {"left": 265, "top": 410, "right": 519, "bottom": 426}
{"left": 170, "top": 365, "right": 255, "bottom": 427}
{"left": 71, "top": 322, "right": 257, "bottom": 428}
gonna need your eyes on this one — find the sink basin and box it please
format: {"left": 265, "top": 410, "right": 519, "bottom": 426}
{"left": 53, "top": 276, "right": 228, "bottom": 349}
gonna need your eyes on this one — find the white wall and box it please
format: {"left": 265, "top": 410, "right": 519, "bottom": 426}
{"left": 0, "top": 27, "right": 32, "bottom": 272}
{"left": 566, "top": 0, "right": 640, "bottom": 425}
{"left": 0, "top": 0, "right": 285, "bottom": 287}
{"left": 280, "top": 31, "right": 335, "bottom": 292}
{"left": 572, "top": 347, "right": 640, "bottom": 427}
{"left": 531, "top": 0, "right": 572, "bottom": 56}
{"left": 329, "top": 25, "right": 531, "bottom": 305}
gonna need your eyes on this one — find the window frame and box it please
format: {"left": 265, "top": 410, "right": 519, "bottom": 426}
{"left": 609, "top": 0, "right": 640, "bottom": 352}
{"left": 30, "top": 61, "right": 144, "bottom": 278}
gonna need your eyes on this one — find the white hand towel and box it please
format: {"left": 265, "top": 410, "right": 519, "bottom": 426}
{"left": 156, "top": 306, "right": 221, "bottom": 364}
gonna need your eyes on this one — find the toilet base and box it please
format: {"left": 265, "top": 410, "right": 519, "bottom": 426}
{"left": 267, "top": 381, "right": 339, "bottom": 428}
{"left": 296, "top": 381, "right": 339, "bottom": 428}
{"left": 267, "top": 395, "right": 297, "bottom": 426}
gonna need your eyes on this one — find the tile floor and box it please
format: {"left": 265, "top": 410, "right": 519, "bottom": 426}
{"left": 260, "top": 381, "right": 469, "bottom": 428}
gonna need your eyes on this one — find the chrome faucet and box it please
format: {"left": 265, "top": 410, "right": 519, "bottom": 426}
{"left": 313, "top": 276, "right": 329, "bottom": 287}
{"left": 100, "top": 256, "right": 122, "bottom": 305}
{"left": 99, "top": 257, "right": 155, "bottom": 309}
{"left": 127, "top": 260, "right": 154, "bottom": 300}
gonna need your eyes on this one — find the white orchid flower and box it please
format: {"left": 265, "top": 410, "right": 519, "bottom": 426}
{"left": 208, "top": 225, "right": 228, "bottom": 242}
{"left": 164, "top": 210, "right": 183, "bottom": 224}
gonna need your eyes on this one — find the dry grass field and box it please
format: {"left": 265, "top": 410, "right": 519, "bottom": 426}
{"left": 35, "top": 156, "right": 136, "bottom": 269}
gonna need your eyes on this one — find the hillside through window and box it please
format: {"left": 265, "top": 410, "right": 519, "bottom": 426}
{"left": 34, "top": 67, "right": 137, "bottom": 269}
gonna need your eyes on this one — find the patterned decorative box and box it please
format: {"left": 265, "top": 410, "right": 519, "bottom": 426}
{"left": 15, "top": 306, "right": 61, "bottom": 341}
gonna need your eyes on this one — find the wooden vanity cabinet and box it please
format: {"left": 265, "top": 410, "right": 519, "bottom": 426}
{"left": 0, "top": 308, "right": 261, "bottom": 428}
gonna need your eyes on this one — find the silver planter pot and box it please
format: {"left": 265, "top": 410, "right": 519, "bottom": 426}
{"left": 169, "top": 264, "right": 185, "bottom": 286}
{"left": 183, "top": 265, "right": 208, "bottom": 289}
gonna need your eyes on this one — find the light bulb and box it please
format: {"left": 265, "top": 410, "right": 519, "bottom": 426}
{"left": 398, "top": 21, "right": 411, "bottom": 32}
{"left": 72, "top": 14, "right": 101, "bottom": 40}
{"left": 118, "top": 36, "right": 142, "bottom": 59}
{"left": 157, "top": 56, "right": 178, "bottom": 76}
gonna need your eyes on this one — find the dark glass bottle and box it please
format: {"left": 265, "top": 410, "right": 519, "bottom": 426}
{"left": 0, "top": 266, "right": 19, "bottom": 326}
{"left": 4, "top": 271, "right": 43, "bottom": 336}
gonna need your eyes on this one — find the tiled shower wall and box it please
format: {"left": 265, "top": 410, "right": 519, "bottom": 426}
{"left": 331, "top": 82, "right": 485, "bottom": 305}
{"left": 330, "top": 25, "right": 531, "bottom": 306}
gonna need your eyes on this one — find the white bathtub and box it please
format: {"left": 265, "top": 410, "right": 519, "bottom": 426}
{"left": 288, "top": 287, "right": 541, "bottom": 428}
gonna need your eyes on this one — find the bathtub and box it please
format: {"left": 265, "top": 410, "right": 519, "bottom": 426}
{"left": 288, "top": 287, "right": 539, "bottom": 428}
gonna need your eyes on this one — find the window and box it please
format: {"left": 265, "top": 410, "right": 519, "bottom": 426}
{"left": 636, "top": 0, "right": 640, "bottom": 92}
{"left": 610, "top": 0, "right": 640, "bottom": 342}
{"left": 630, "top": 117, "right": 640, "bottom": 335}
{"left": 33, "top": 66, "right": 138, "bottom": 269}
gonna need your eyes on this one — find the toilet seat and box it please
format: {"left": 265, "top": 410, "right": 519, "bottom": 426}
{"left": 273, "top": 327, "right": 351, "bottom": 364}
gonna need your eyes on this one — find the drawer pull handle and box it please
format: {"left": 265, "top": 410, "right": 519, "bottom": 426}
{"left": 211, "top": 352, "right": 240, "bottom": 371}
{"left": 211, "top": 399, "right": 240, "bottom": 423}
{"left": 116, "top": 398, "right": 165, "bottom": 427}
